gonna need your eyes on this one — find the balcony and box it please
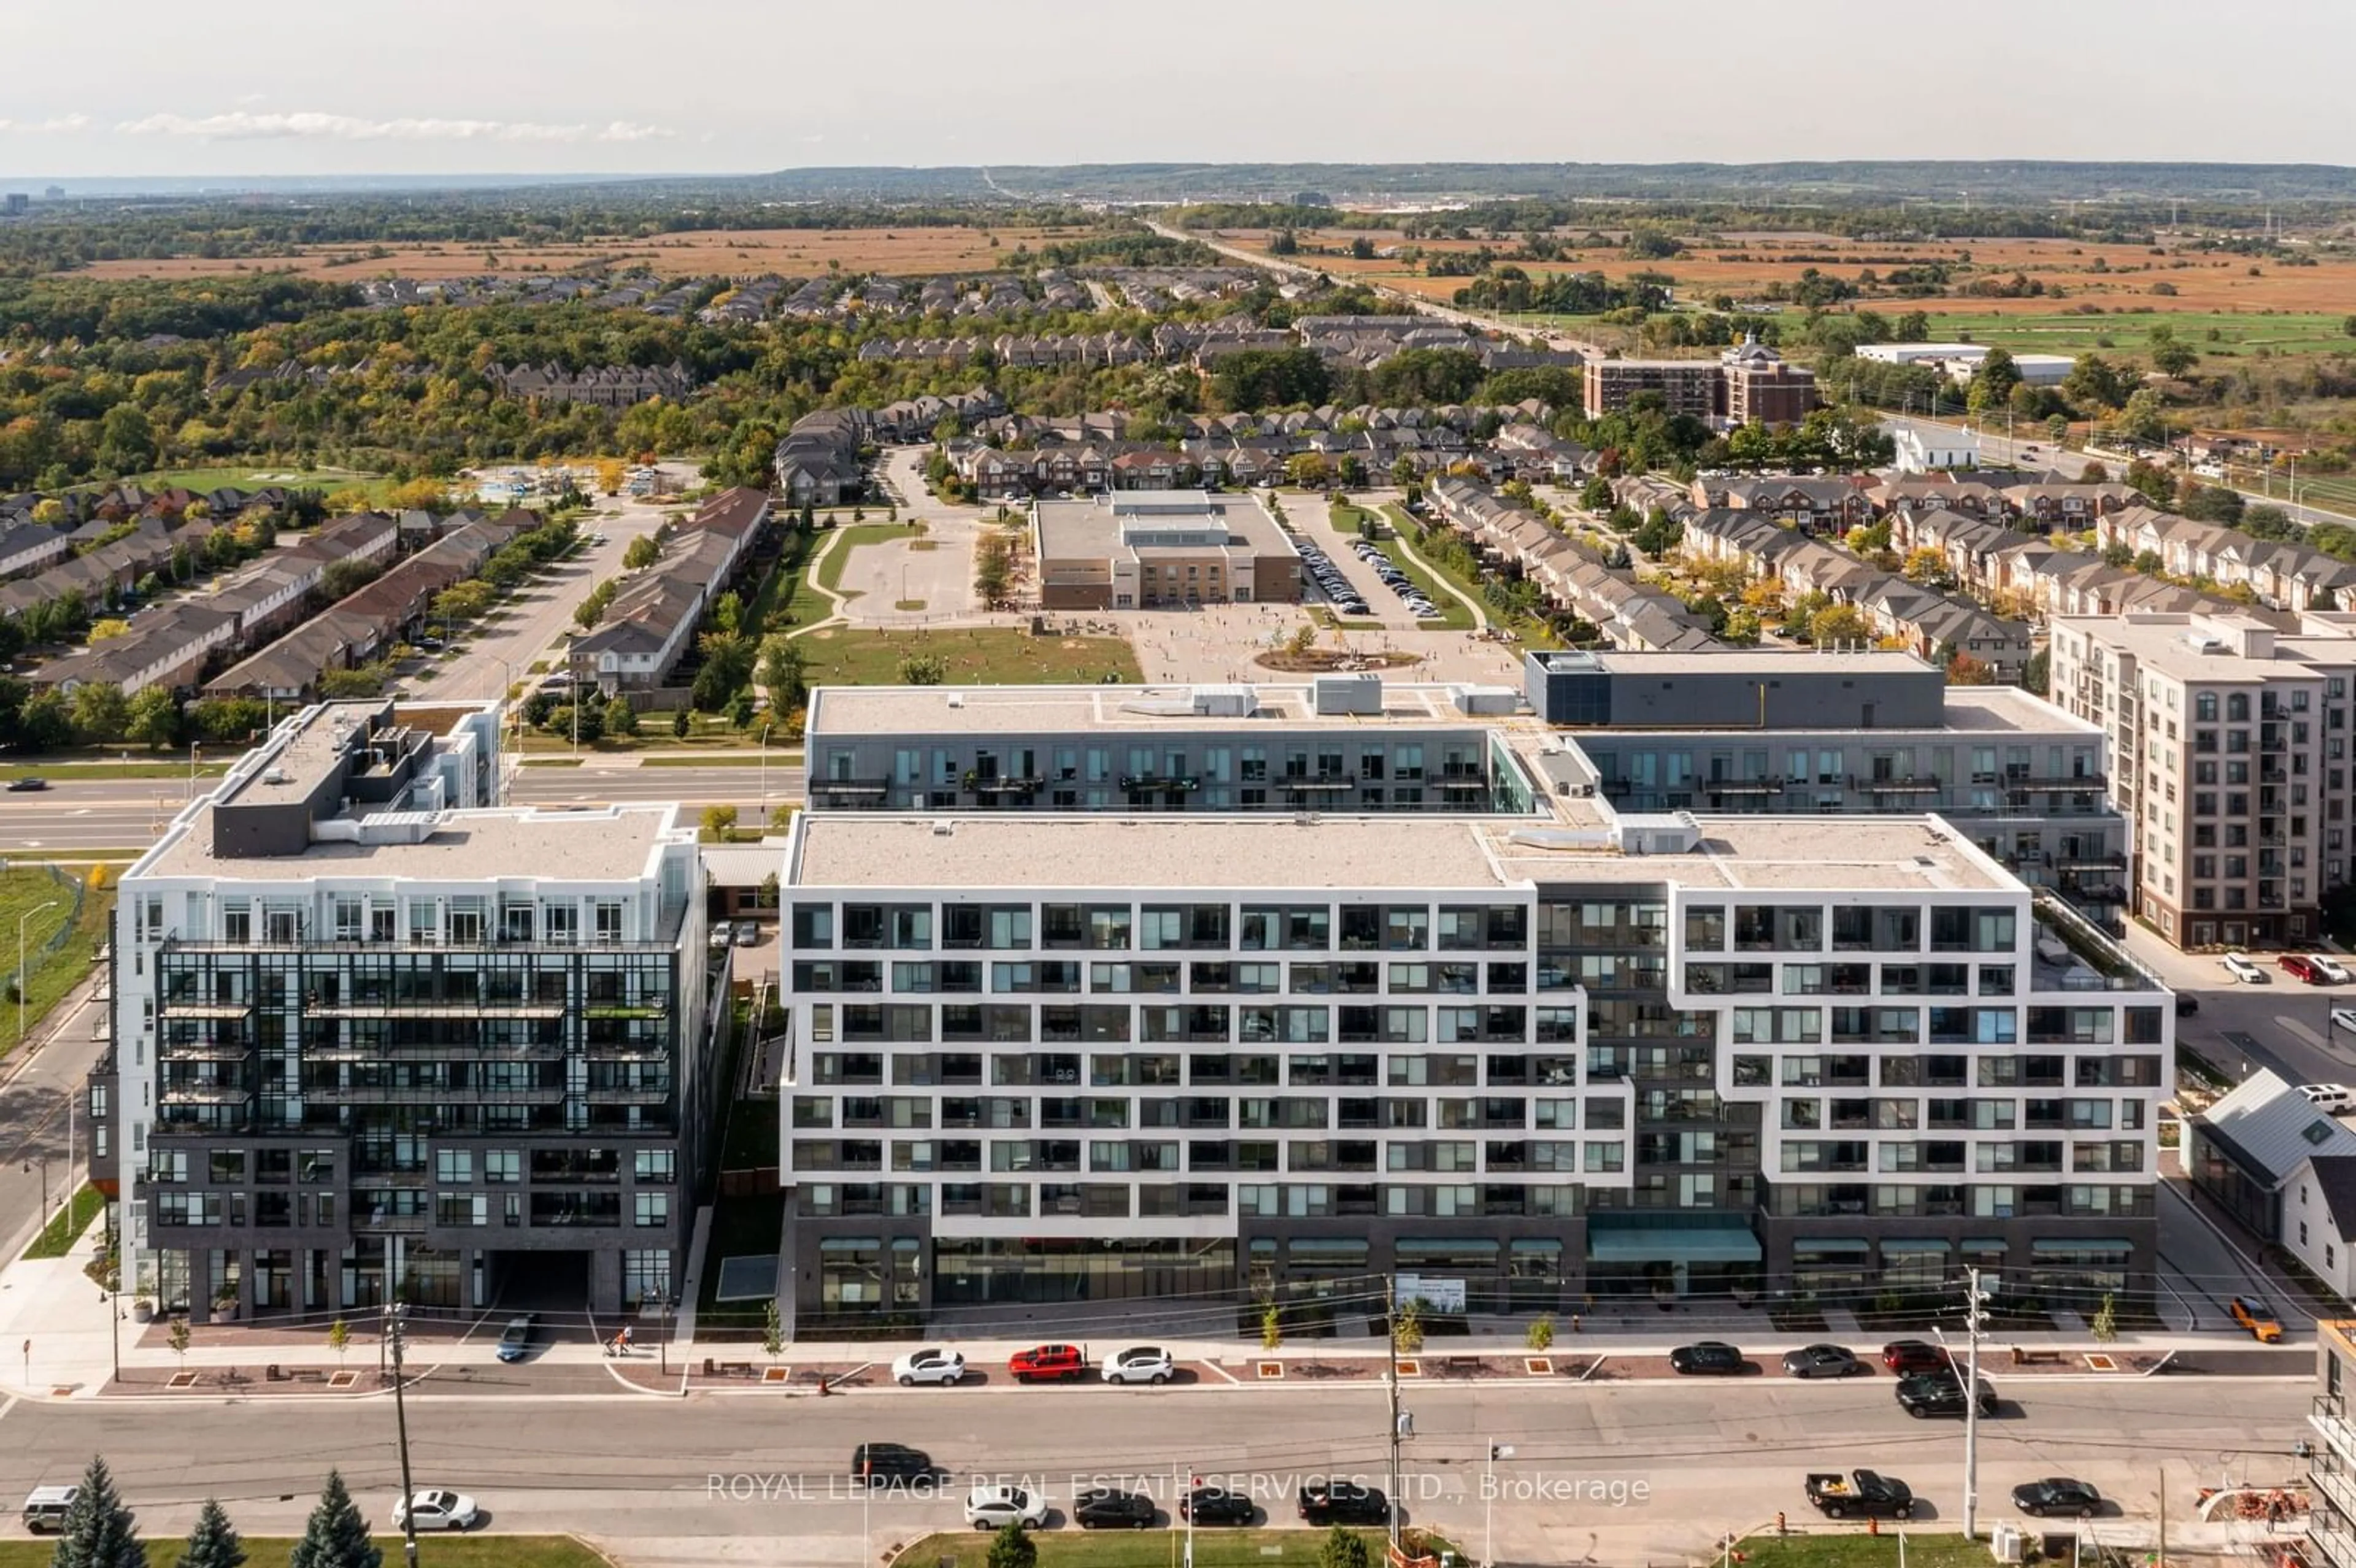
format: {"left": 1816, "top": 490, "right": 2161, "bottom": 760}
{"left": 963, "top": 772, "right": 1043, "bottom": 796}
{"left": 1120, "top": 774, "right": 1203, "bottom": 794}
{"left": 306, "top": 1000, "right": 568, "bottom": 1020}
{"left": 158, "top": 998, "right": 255, "bottom": 1021}
{"left": 1704, "top": 777, "right": 1784, "bottom": 794}
{"left": 809, "top": 776, "right": 891, "bottom": 802}
{"left": 1858, "top": 776, "right": 1944, "bottom": 794}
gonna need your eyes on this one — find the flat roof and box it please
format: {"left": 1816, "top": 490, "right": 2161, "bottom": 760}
{"left": 807, "top": 682, "right": 1509, "bottom": 739}
{"left": 1033, "top": 490, "right": 1290, "bottom": 563}
{"left": 141, "top": 804, "right": 684, "bottom": 883}
{"left": 792, "top": 809, "right": 2008, "bottom": 896}
{"left": 2057, "top": 615, "right": 2349, "bottom": 684}
{"left": 214, "top": 700, "right": 387, "bottom": 810}
{"left": 1540, "top": 649, "right": 1933, "bottom": 678}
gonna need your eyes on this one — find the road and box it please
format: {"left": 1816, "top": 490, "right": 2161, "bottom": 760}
{"left": 1882, "top": 414, "right": 2355, "bottom": 528}
{"left": 0, "top": 765, "right": 811, "bottom": 855}
{"left": 0, "top": 966, "right": 108, "bottom": 1261}
{"left": 0, "top": 1372, "right": 2306, "bottom": 1565}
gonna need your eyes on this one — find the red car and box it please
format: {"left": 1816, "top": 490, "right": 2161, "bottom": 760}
{"left": 1007, "top": 1343, "right": 1088, "bottom": 1382}
{"left": 1881, "top": 1339, "right": 1952, "bottom": 1375}
{"left": 2282, "top": 955, "right": 2325, "bottom": 985}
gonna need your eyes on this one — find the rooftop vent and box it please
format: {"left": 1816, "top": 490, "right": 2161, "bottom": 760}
{"left": 261, "top": 768, "right": 289, "bottom": 786}
{"left": 931, "top": 820, "right": 955, "bottom": 836}
{"left": 946, "top": 693, "right": 966, "bottom": 709}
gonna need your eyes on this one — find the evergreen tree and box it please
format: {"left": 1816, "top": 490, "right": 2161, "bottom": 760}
{"left": 286, "top": 1471, "right": 380, "bottom": 1568}
{"left": 172, "top": 1499, "right": 246, "bottom": 1568}
{"left": 50, "top": 1454, "right": 147, "bottom": 1568}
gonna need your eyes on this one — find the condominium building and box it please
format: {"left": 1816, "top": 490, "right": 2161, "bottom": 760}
{"left": 1718, "top": 337, "right": 1820, "bottom": 427}
{"left": 777, "top": 679, "right": 2171, "bottom": 1320}
{"left": 1584, "top": 359, "right": 1721, "bottom": 422}
{"left": 1526, "top": 650, "right": 2128, "bottom": 928}
{"left": 1032, "top": 489, "right": 1301, "bottom": 610}
{"left": 90, "top": 699, "right": 718, "bottom": 1319}
{"left": 2312, "top": 1321, "right": 2356, "bottom": 1568}
{"left": 2049, "top": 611, "right": 2356, "bottom": 949}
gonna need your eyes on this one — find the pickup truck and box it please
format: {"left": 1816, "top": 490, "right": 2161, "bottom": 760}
{"left": 1806, "top": 1470, "right": 1915, "bottom": 1520}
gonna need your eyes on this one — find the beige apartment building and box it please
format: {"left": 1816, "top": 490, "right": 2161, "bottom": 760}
{"left": 2049, "top": 611, "right": 2356, "bottom": 950}
{"left": 1032, "top": 490, "right": 1300, "bottom": 611}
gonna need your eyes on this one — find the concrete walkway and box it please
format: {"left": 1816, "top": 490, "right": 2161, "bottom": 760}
{"left": 1377, "top": 509, "right": 1492, "bottom": 631}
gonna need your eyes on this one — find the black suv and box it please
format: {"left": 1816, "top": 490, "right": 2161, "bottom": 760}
{"left": 1299, "top": 1481, "right": 1390, "bottom": 1526}
{"left": 850, "top": 1443, "right": 931, "bottom": 1482}
{"left": 1074, "top": 1488, "right": 1155, "bottom": 1529}
{"left": 1182, "top": 1486, "right": 1255, "bottom": 1526}
{"left": 1895, "top": 1372, "right": 1997, "bottom": 1418}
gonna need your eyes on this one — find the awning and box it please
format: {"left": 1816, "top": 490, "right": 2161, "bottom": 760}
{"left": 2030, "top": 1238, "right": 2133, "bottom": 1256}
{"left": 1879, "top": 1239, "right": 1952, "bottom": 1255}
{"left": 1587, "top": 1226, "right": 1762, "bottom": 1265}
{"left": 1793, "top": 1238, "right": 1872, "bottom": 1255}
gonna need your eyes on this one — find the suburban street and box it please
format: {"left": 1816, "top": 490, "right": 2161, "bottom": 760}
{"left": 0, "top": 1373, "right": 2309, "bottom": 1566}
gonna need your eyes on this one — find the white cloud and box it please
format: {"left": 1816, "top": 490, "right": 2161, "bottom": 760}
{"left": 0, "top": 113, "right": 91, "bottom": 134}
{"left": 112, "top": 110, "right": 676, "bottom": 144}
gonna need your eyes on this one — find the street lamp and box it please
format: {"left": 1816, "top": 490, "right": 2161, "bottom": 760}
{"left": 388, "top": 1303, "right": 421, "bottom": 1568}
{"left": 17, "top": 899, "right": 60, "bottom": 1045}
{"left": 187, "top": 744, "right": 202, "bottom": 804}
{"left": 1485, "top": 1442, "right": 1515, "bottom": 1568}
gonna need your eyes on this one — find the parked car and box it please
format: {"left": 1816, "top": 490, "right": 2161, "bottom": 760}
{"left": 1668, "top": 1341, "right": 1746, "bottom": 1375}
{"left": 964, "top": 1484, "right": 1049, "bottom": 1531}
{"left": 2301, "top": 1084, "right": 2356, "bottom": 1113}
{"left": 2318, "top": 955, "right": 2355, "bottom": 985}
{"left": 1805, "top": 1470, "right": 1913, "bottom": 1520}
{"left": 1181, "top": 1486, "right": 1255, "bottom": 1526}
{"left": 1881, "top": 1340, "right": 1950, "bottom": 1375}
{"left": 6, "top": 777, "right": 50, "bottom": 792}
{"left": 494, "top": 1313, "right": 537, "bottom": 1362}
{"left": 1782, "top": 1344, "right": 1865, "bottom": 1378}
{"left": 2013, "top": 1478, "right": 2103, "bottom": 1518}
{"left": 2222, "top": 952, "right": 2266, "bottom": 983}
{"left": 1103, "top": 1346, "right": 1175, "bottom": 1385}
{"left": 21, "top": 1486, "right": 77, "bottom": 1533}
{"left": 1895, "top": 1372, "right": 1997, "bottom": 1418}
{"left": 2230, "top": 1296, "right": 2284, "bottom": 1342}
{"left": 890, "top": 1347, "right": 966, "bottom": 1386}
{"left": 708, "top": 921, "right": 733, "bottom": 951}
{"left": 1074, "top": 1488, "right": 1155, "bottom": 1529}
{"left": 2282, "top": 954, "right": 2326, "bottom": 985}
{"left": 1008, "top": 1343, "right": 1088, "bottom": 1382}
{"left": 2176, "top": 993, "right": 2200, "bottom": 1017}
{"left": 2333, "top": 1009, "right": 2356, "bottom": 1038}
{"left": 1298, "top": 1481, "right": 1390, "bottom": 1526}
{"left": 850, "top": 1443, "right": 931, "bottom": 1483}
{"left": 734, "top": 923, "right": 760, "bottom": 947}
{"left": 392, "top": 1490, "right": 480, "bottom": 1531}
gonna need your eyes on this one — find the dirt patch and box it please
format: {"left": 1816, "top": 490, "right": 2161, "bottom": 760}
{"left": 1255, "top": 650, "right": 1423, "bottom": 673}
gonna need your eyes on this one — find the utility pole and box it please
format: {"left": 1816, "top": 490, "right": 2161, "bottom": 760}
{"left": 388, "top": 1304, "right": 420, "bottom": 1568}
{"left": 1386, "top": 1273, "right": 1408, "bottom": 1553}
{"left": 1962, "top": 1266, "right": 1990, "bottom": 1539}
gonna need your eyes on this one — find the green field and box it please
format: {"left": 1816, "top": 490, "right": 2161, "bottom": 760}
{"left": 793, "top": 627, "right": 1139, "bottom": 687}
{"left": 0, "top": 759, "right": 229, "bottom": 782}
{"left": 815, "top": 523, "right": 923, "bottom": 596}
{"left": 906, "top": 1528, "right": 1404, "bottom": 1568}
{"left": 101, "top": 464, "right": 400, "bottom": 502}
{"left": 1, "top": 866, "right": 112, "bottom": 1058}
{"left": 1732, "top": 1534, "right": 2000, "bottom": 1568}
{"left": 1921, "top": 309, "right": 2355, "bottom": 360}
{"left": 0, "top": 1537, "right": 608, "bottom": 1568}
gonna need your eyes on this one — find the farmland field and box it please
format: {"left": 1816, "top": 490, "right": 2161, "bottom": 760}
{"left": 80, "top": 226, "right": 1092, "bottom": 282}
{"left": 1217, "top": 227, "right": 2356, "bottom": 350}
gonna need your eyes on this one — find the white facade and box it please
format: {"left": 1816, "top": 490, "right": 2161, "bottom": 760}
{"left": 1892, "top": 425, "right": 1981, "bottom": 474}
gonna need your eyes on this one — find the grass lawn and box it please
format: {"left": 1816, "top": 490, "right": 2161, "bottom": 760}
{"left": 21, "top": 1183, "right": 102, "bottom": 1261}
{"left": 1, "top": 866, "right": 114, "bottom": 1058}
{"left": 904, "top": 1529, "right": 1399, "bottom": 1568}
{"left": 102, "top": 464, "right": 399, "bottom": 502}
{"left": 1734, "top": 1535, "right": 1991, "bottom": 1568}
{"left": 816, "top": 523, "right": 922, "bottom": 596}
{"left": 794, "top": 628, "right": 1139, "bottom": 686}
{"left": 0, "top": 1539, "right": 609, "bottom": 1568}
{"left": 639, "top": 752, "right": 801, "bottom": 768}
{"left": 0, "top": 758, "right": 229, "bottom": 782}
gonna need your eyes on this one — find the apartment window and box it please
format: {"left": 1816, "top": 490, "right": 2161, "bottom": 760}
{"left": 634, "top": 1192, "right": 671, "bottom": 1228}
{"left": 636, "top": 1150, "right": 676, "bottom": 1182}
{"left": 434, "top": 1150, "right": 474, "bottom": 1184}
{"left": 484, "top": 1151, "right": 520, "bottom": 1183}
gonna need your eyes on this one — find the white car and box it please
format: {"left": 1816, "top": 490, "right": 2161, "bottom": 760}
{"left": 891, "top": 1347, "right": 967, "bottom": 1386}
{"left": 392, "top": 1490, "right": 480, "bottom": 1531}
{"left": 1102, "top": 1345, "right": 1175, "bottom": 1386}
{"left": 965, "top": 1483, "right": 1049, "bottom": 1531}
{"left": 2222, "top": 952, "right": 2265, "bottom": 983}
{"left": 709, "top": 921, "right": 733, "bottom": 951}
{"left": 2301, "top": 1084, "right": 2356, "bottom": 1114}
{"left": 2317, "top": 956, "right": 2354, "bottom": 985}
{"left": 2332, "top": 1009, "right": 2356, "bottom": 1037}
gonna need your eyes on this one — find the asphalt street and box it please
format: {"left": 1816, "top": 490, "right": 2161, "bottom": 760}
{"left": 0, "top": 766, "right": 810, "bottom": 853}
{"left": 0, "top": 1373, "right": 2308, "bottom": 1566}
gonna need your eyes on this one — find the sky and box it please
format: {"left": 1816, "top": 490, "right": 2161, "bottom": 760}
{"left": 6, "top": 0, "right": 2354, "bottom": 183}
